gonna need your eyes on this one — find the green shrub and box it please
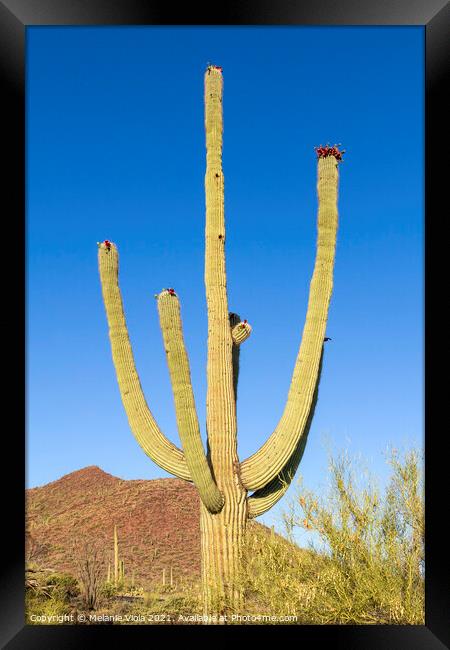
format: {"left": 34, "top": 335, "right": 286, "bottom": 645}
{"left": 240, "top": 447, "right": 424, "bottom": 625}
{"left": 101, "top": 581, "right": 118, "bottom": 599}
{"left": 46, "top": 572, "right": 80, "bottom": 602}
{"left": 26, "top": 592, "right": 71, "bottom": 625}
{"left": 25, "top": 570, "right": 79, "bottom": 625}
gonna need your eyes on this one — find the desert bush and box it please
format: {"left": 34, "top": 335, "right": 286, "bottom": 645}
{"left": 240, "top": 447, "right": 424, "bottom": 625}
{"left": 46, "top": 572, "right": 80, "bottom": 601}
{"left": 101, "top": 580, "right": 119, "bottom": 599}
{"left": 240, "top": 526, "right": 323, "bottom": 621}
{"left": 26, "top": 567, "right": 78, "bottom": 601}
{"left": 25, "top": 566, "right": 53, "bottom": 599}
{"left": 25, "top": 591, "right": 71, "bottom": 624}
{"left": 72, "top": 539, "right": 106, "bottom": 610}
{"left": 25, "top": 568, "right": 78, "bottom": 624}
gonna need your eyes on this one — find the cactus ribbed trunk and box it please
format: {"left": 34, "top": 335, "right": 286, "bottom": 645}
{"left": 200, "top": 499, "right": 247, "bottom": 615}
{"left": 201, "top": 67, "right": 248, "bottom": 614}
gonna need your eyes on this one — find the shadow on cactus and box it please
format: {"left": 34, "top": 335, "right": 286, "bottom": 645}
{"left": 98, "top": 65, "right": 343, "bottom": 616}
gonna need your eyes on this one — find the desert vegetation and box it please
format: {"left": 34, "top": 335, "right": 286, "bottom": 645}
{"left": 26, "top": 447, "right": 424, "bottom": 625}
{"left": 239, "top": 447, "right": 424, "bottom": 625}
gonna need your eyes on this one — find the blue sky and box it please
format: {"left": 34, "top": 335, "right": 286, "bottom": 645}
{"left": 26, "top": 26, "right": 424, "bottom": 533}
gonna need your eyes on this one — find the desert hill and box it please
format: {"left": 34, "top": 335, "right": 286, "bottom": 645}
{"left": 26, "top": 466, "right": 202, "bottom": 588}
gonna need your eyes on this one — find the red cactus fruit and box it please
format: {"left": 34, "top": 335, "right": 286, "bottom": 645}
{"left": 104, "top": 240, "right": 111, "bottom": 249}
{"left": 314, "top": 144, "right": 345, "bottom": 162}
{"left": 167, "top": 288, "right": 176, "bottom": 296}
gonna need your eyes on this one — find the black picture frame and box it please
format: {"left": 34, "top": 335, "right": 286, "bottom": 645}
{"left": 1, "top": 0, "right": 448, "bottom": 646}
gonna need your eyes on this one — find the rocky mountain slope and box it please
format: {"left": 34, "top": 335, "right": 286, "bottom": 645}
{"left": 26, "top": 466, "right": 202, "bottom": 589}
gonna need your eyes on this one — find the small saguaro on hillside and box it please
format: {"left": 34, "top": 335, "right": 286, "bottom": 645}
{"left": 98, "top": 64, "right": 343, "bottom": 615}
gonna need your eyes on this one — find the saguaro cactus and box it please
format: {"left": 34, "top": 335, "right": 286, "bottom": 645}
{"left": 98, "top": 65, "right": 342, "bottom": 614}
{"left": 113, "top": 525, "right": 119, "bottom": 587}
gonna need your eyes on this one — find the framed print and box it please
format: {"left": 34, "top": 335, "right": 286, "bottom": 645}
{"left": 1, "top": 0, "right": 448, "bottom": 645}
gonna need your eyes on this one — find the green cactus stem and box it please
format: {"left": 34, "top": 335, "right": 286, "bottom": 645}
{"left": 156, "top": 289, "right": 223, "bottom": 513}
{"left": 98, "top": 242, "right": 191, "bottom": 481}
{"left": 239, "top": 155, "right": 339, "bottom": 491}
{"left": 114, "top": 525, "right": 119, "bottom": 587}
{"left": 201, "top": 66, "right": 248, "bottom": 614}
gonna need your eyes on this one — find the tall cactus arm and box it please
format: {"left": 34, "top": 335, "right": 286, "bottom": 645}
{"left": 240, "top": 154, "right": 340, "bottom": 491}
{"left": 156, "top": 289, "right": 224, "bottom": 513}
{"left": 97, "top": 242, "right": 191, "bottom": 481}
{"left": 247, "top": 350, "right": 323, "bottom": 518}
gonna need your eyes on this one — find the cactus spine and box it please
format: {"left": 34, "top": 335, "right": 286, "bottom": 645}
{"left": 98, "top": 65, "right": 341, "bottom": 615}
